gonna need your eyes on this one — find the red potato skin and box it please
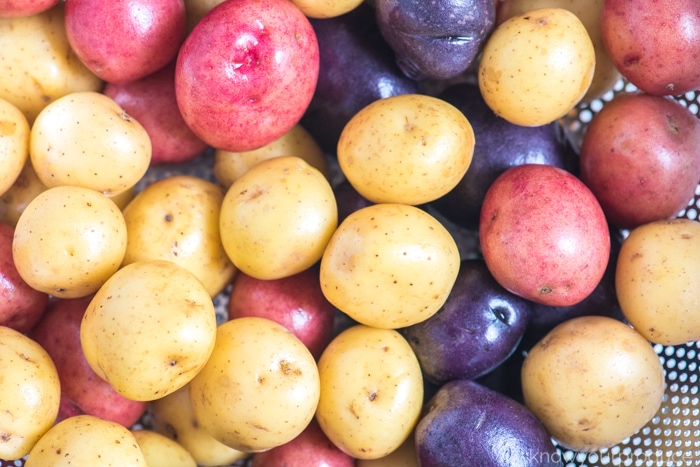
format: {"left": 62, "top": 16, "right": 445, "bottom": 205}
{"left": 64, "top": 0, "right": 186, "bottom": 84}
{"left": 103, "top": 61, "right": 209, "bottom": 165}
{"left": 0, "top": 0, "right": 60, "bottom": 17}
{"left": 175, "top": 0, "right": 319, "bottom": 152}
{"left": 579, "top": 92, "right": 700, "bottom": 230}
{"left": 0, "top": 222, "right": 48, "bottom": 333}
{"left": 29, "top": 296, "right": 149, "bottom": 427}
{"left": 479, "top": 164, "right": 610, "bottom": 307}
{"left": 600, "top": 0, "right": 700, "bottom": 95}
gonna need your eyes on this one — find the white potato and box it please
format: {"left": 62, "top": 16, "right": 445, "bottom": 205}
{"left": 0, "top": 160, "right": 48, "bottom": 228}
{"left": 131, "top": 429, "right": 196, "bottom": 467}
{"left": 0, "top": 98, "right": 30, "bottom": 196}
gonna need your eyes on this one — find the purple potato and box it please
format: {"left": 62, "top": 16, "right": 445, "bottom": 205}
{"left": 374, "top": 0, "right": 496, "bottom": 80}
{"left": 430, "top": 82, "right": 578, "bottom": 230}
{"left": 400, "top": 259, "right": 531, "bottom": 384}
{"left": 416, "top": 379, "right": 562, "bottom": 467}
{"left": 300, "top": 3, "right": 420, "bottom": 154}
{"left": 333, "top": 179, "right": 374, "bottom": 224}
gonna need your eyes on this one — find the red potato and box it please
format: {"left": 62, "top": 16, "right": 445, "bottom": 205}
{"left": 103, "top": 61, "right": 208, "bottom": 165}
{"left": 600, "top": 0, "right": 700, "bottom": 96}
{"left": 29, "top": 295, "right": 149, "bottom": 427}
{"left": 0, "top": 221, "right": 48, "bottom": 333}
{"left": 479, "top": 164, "right": 610, "bottom": 307}
{"left": 175, "top": 0, "right": 319, "bottom": 152}
{"left": 0, "top": 0, "right": 60, "bottom": 17}
{"left": 580, "top": 92, "right": 700, "bottom": 230}
{"left": 64, "top": 0, "right": 186, "bottom": 84}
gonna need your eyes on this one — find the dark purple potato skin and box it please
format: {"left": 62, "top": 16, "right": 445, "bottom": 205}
{"left": 373, "top": 0, "right": 496, "bottom": 81}
{"left": 300, "top": 3, "right": 420, "bottom": 154}
{"left": 400, "top": 259, "right": 531, "bottom": 384}
{"left": 431, "top": 82, "right": 578, "bottom": 230}
{"left": 333, "top": 179, "right": 374, "bottom": 224}
{"left": 416, "top": 379, "right": 562, "bottom": 467}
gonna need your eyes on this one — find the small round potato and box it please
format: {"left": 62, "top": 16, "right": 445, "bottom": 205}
{"left": 0, "top": 161, "right": 48, "bottom": 228}
{"left": 337, "top": 93, "right": 474, "bottom": 205}
{"left": 521, "top": 315, "right": 665, "bottom": 452}
{"left": 122, "top": 175, "right": 236, "bottom": 297}
{"left": 0, "top": 326, "right": 60, "bottom": 461}
{"left": 0, "top": 98, "right": 30, "bottom": 196}
{"left": 616, "top": 218, "right": 700, "bottom": 345}
{"left": 289, "top": 0, "right": 363, "bottom": 18}
{"left": 12, "top": 185, "right": 127, "bottom": 298}
{"left": 320, "top": 203, "right": 460, "bottom": 329}
{"left": 189, "top": 316, "right": 320, "bottom": 453}
{"left": 80, "top": 260, "right": 217, "bottom": 401}
{"left": 24, "top": 415, "right": 147, "bottom": 467}
{"left": 219, "top": 155, "right": 337, "bottom": 280}
{"left": 478, "top": 7, "right": 595, "bottom": 126}
{"left": 131, "top": 429, "right": 197, "bottom": 467}
{"left": 316, "top": 325, "right": 424, "bottom": 460}
{"left": 30, "top": 91, "right": 152, "bottom": 196}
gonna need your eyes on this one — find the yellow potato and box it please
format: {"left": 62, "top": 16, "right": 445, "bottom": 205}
{"left": 356, "top": 433, "right": 419, "bottom": 467}
{"left": 12, "top": 185, "right": 127, "bottom": 298}
{"left": 521, "top": 315, "right": 665, "bottom": 452}
{"left": 0, "top": 99, "right": 30, "bottom": 196}
{"left": 497, "top": 0, "right": 620, "bottom": 102}
{"left": 149, "top": 385, "right": 249, "bottom": 467}
{"left": 214, "top": 124, "right": 329, "bottom": 189}
{"left": 616, "top": 218, "right": 700, "bottom": 345}
{"left": 0, "top": 161, "right": 48, "bottom": 227}
{"left": 183, "top": 0, "right": 226, "bottom": 33}
{"left": 131, "top": 429, "right": 197, "bottom": 467}
{"left": 478, "top": 7, "right": 595, "bottom": 126}
{"left": 219, "top": 155, "right": 337, "bottom": 280}
{"left": 289, "top": 0, "right": 363, "bottom": 18}
{"left": 30, "top": 91, "right": 152, "bottom": 196}
{"left": 319, "top": 203, "right": 460, "bottom": 329}
{"left": 24, "top": 415, "right": 147, "bottom": 467}
{"left": 80, "top": 260, "right": 217, "bottom": 401}
{"left": 337, "top": 93, "right": 474, "bottom": 205}
{"left": 316, "top": 325, "right": 423, "bottom": 460}
{"left": 0, "top": 3, "right": 103, "bottom": 125}
{"left": 189, "top": 317, "right": 320, "bottom": 453}
{"left": 108, "top": 185, "right": 136, "bottom": 211}
{"left": 122, "top": 175, "right": 236, "bottom": 297}
{"left": 0, "top": 326, "right": 60, "bottom": 461}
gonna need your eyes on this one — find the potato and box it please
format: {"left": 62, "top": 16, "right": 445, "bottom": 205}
{"left": 337, "top": 93, "right": 474, "bottom": 205}
{"left": 219, "top": 155, "right": 337, "bottom": 280}
{"left": 478, "top": 7, "right": 595, "bottom": 126}
{"left": 12, "top": 185, "right": 127, "bottom": 298}
{"left": 0, "top": 3, "right": 103, "bottom": 125}
{"left": 0, "top": 161, "right": 47, "bottom": 228}
{"left": 521, "top": 315, "right": 665, "bottom": 452}
{"left": 30, "top": 91, "right": 151, "bottom": 196}
{"left": 80, "top": 260, "right": 217, "bottom": 401}
{"left": 131, "top": 429, "right": 197, "bottom": 467}
{"left": 189, "top": 316, "right": 320, "bottom": 453}
{"left": 149, "top": 385, "right": 249, "bottom": 467}
{"left": 0, "top": 99, "right": 30, "bottom": 196}
{"left": 213, "top": 124, "right": 330, "bottom": 189}
{"left": 289, "top": 0, "right": 363, "bottom": 18}
{"left": 0, "top": 326, "right": 60, "bottom": 460}
{"left": 122, "top": 175, "right": 236, "bottom": 297}
{"left": 616, "top": 218, "right": 700, "bottom": 345}
{"left": 356, "top": 434, "right": 418, "bottom": 467}
{"left": 24, "top": 415, "right": 147, "bottom": 467}
{"left": 316, "top": 325, "right": 423, "bottom": 460}
{"left": 320, "top": 203, "right": 460, "bottom": 329}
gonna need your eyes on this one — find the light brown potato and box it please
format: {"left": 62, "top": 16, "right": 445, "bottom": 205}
{"left": 337, "top": 93, "right": 474, "bottom": 206}
{"left": 316, "top": 325, "right": 424, "bottom": 460}
{"left": 356, "top": 434, "right": 419, "bottom": 467}
{"left": 0, "top": 326, "right": 60, "bottom": 461}
{"left": 319, "top": 203, "right": 460, "bottom": 329}
{"left": 616, "top": 218, "right": 700, "bottom": 345}
{"left": 521, "top": 315, "right": 665, "bottom": 452}
{"left": 478, "top": 7, "right": 595, "bottom": 126}
{"left": 122, "top": 175, "right": 236, "bottom": 297}
{"left": 80, "top": 260, "right": 217, "bottom": 401}
{"left": 0, "top": 161, "right": 48, "bottom": 228}
{"left": 12, "top": 185, "right": 127, "bottom": 298}
{"left": 0, "top": 3, "right": 103, "bottom": 124}
{"left": 25, "top": 415, "right": 147, "bottom": 467}
{"left": 131, "top": 429, "right": 197, "bottom": 467}
{"left": 289, "top": 0, "right": 363, "bottom": 18}
{"left": 189, "top": 317, "right": 320, "bottom": 453}
{"left": 0, "top": 99, "right": 30, "bottom": 196}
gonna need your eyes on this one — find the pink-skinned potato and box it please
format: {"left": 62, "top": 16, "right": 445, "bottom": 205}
{"left": 64, "top": 0, "right": 186, "bottom": 84}
{"left": 479, "top": 164, "right": 610, "bottom": 307}
{"left": 175, "top": 0, "right": 319, "bottom": 152}
{"left": 29, "top": 295, "right": 149, "bottom": 427}
{"left": 228, "top": 265, "right": 336, "bottom": 360}
{"left": 0, "top": 0, "right": 60, "bottom": 17}
{"left": 0, "top": 221, "right": 48, "bottom": 333}
{"left": 579, "top": 91, "right": 700, "bottom": 230}
{"left": 103, "top": 61, "right": 208, "bottom": 165}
